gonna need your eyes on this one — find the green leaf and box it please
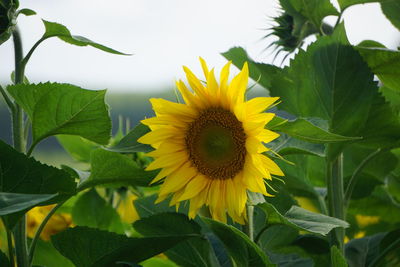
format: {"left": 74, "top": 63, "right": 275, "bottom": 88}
{"left": 72, "top": 189, "right": 124, "bottom": 233}
{"left": 270, "top": 134, "right": 326, "bottom": 157}
{"left": 288, "top": 0, "right": 339, "bottom": 28}
{"left": 31, "top": 239, "right": 74, "bottom": 267}
{"left": 258, "top": 202, "right": 349, "bottom": 235}
{"left": 381, "top": 1, "right": 400, "bottom": 30}
{"left": 7, "top": 82, "right": 112, "bottom": 147}
{"left": 107, "top": 123, "right": 153, "bottom": 153}
{"left": 0, "top": 140, "right": 76, "bottom": 201}
{"left": 202, "top": 217, "right": 274, "bottom": 267}
{"left": 270, "top": 117, "right": 361, "bottom": 144}
{"left": 134, "top": 213, "right": 218, "bottom": 267}
{"left": 356, "top": 47, "right": 400, "bottom": 93}
{"left": 337, "top": 0, "right": 393, "bottom": 10}
{"left": 51, "top": 226, "right": 195, "bottom": 267}
{"left": 134, "top": 195, "right": 188, "bottom": 218}
{"left": 380, "top": 86, "right": 400, "bottom": 114}
{"left": 78, "top": 149, "right": 158, "bottom": 190}
{"left": 57, "top": 135, "right": 99, "bottom": 162}
{"left": 0, "top": 0, "right": 18, "bottom": 45}
{"left": 41, "top": 20, "right": 129, "bottom": 55}
{"left": 0, "top": 192, "right": 57, "bottom": 216}
{"left": 18, "top": 8, "right": 36, "bottom": 16}
{"left": 331, "top": 246, "right": 348, "bottom": 267}
{"left": 0, "top": 140, "right": 76, "bottom": 227}
{"left": 344, "top": 232, "right": 385, "bottom": 267}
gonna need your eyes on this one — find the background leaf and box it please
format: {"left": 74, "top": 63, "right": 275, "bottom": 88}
{"left": 78, "top": 149, "right": 158, "bottom": 190}
{"left": 134, "top": 213, "right": 218, "bottom": 267}
{"left": 288, "top": 0, "right": 339, "bottom": 28}
{"left": 107, "top": 123, "right": 153, "bottom": 153}
{"left": 0, "top": 0, "right": 18, "bottom": 45}
{"left": 52, "top": 226, "right": 195, "bottom": 267}
{"left": 41, "top": 20, "right": 128, "bottom": 55}
{"left": 202, "top": 217, "right": 274, "bottom": 267}
{"left": 72, "top": 189, "right": 124, "bottom": 233}
{"left": 258, "top": 203, "right": 349, "bottom": 236}
{"left": 337, "top": 0, "right": 392, "bottom": 10}
{"left": 331, "top": 245, "right": 348, "bottom": 267}
{"left": 7, "top": 82, "right": 112, "bottom": 146}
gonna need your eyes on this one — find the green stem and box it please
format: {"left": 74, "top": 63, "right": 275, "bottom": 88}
{"left": 6, "top": 228, "right": 15, "bottom": 267}
{"left": 0, "top": 85, "right": 15, "bottom": 112}
{"left": 344, "top": 149, "right": 382, "bottom": 208}
{"left": 326, "top": 153, "right": 345, "bottom": 253}
{"left": 28, "top": 201, "right": 65, "bottom": 265}
{"left": 12, "top": 26, "right": 29, "bottom": 267}
{"left": 244, "top": 205, "right": 254, "bottom": 241}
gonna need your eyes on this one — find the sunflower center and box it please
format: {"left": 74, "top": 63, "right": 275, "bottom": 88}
{"left": 185, "top": 108, "right": 246, "bottom": 180}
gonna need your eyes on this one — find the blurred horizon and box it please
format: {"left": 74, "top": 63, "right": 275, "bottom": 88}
{"left": 0, "top": 0, "right": 399, "bottom": 92}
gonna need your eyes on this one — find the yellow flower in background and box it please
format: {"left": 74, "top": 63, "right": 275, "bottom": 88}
{"left": 115, "top": 191, "right": 140, "bottom": 223}
{"left": 355, "top": 214, "right": 380, "bottom": 228}
{"left": 27, "top": 205, "right": 73, "bottom": 241}
{"left": 138, "top": 58, "right": 284, "bottom": 224}
{"left": 294, "top": 197, "right": 319, "bottom": 213}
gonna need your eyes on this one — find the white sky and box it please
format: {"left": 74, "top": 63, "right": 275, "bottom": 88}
{"left": 0, "top": 0, "right": 399, "bottom": 92}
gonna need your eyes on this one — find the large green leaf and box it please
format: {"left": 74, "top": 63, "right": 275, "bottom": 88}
{"left": 202, "top": 217, "right": 274, "bottom": 267}
{"left": 270, "top": 116, "right": 360, "bottom": 144}
{"left": 380, "top": 86, "right": 400, "bottom": 114}
{"left": 7, "top": 82, "right": 112, "bottom": 147}
{"left": 106, "top": 123, "right": 153, "bottom": 153}
{"left": 270, "top": 134, "right": 326, "bottom": 157}
{"left": 258, "top": 203, "right": 349, "bottom": 235}
{"left": 41, "top": 20, "right": 128, "bottom": 55}
{"left": 0, "top": 0, "right": 18, "bottom": 45}
{"left": 337, "top": 0, "right": 393, "bottom": 10}
{"left": 51, "top": 226, "right": 196, "bottom": 267}
{"left": 288, "top": 0, "right": 339, "bottom": 28}
{"left": 134, "top": 213, "right": 218, "bottom": 267}
{"left": 344, "top": 232, "right": 385, "bottom": 267}
{"left": 0, "top": 140, "right": 76, "bottom": 227}
{"left": 78, "top": 149, "right": 158, "bottom": 190}
{"left": 381, "top": 1, "right": 400, "bottom": 30}
{"left": 357, "top": 47, "right": 400, "bottom": 92}
{"left": 72, "top": 189, "right": 124, "bottom": 233}
{"left": 0, "top": 192, "right": 57, "bottom": 216}
{"left": 0, "top": 140, "right": 76, "bottom": 201}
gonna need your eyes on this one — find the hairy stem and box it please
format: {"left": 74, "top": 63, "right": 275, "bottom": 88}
{"left": 12, "top": 27, "right": 29, "bottom": 267}
{"left": 6, "top": 228, "right": 15, "bottom": 267}
{"left": 327, "top": 153, "right": 345, "bottom": 253}
{"left": 244, "top": 205, "right": 254, "bottom": 241}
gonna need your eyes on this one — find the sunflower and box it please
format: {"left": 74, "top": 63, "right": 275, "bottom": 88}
{"left": 138, "top": 58, "right": 283, "bottom": 224}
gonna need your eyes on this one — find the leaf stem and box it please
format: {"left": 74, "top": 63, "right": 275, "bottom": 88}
{"left": 344, "top": 149, "right": 382, "bottom": 208}
{"left": 326, "top": 153, "right": 345, "bottom": 253}
{"left": 21, "top": 37, "right": 48, "bottom": 70}
{"left": 12, "top": 26, "right": 30, "bottom": 267}
{"left": 28, "top": 201, "right": 65, "bottom": 265}
{"left": 6, "top": 227, "right": 15, "bottom": 267}
{"left": 0, "top": 84, "right": 15, "bottom": 112}
{"left": 244, "top": 204, "right": 254, "bottom": 241}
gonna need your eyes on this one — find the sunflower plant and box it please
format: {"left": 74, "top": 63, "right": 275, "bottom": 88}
{"left": 1, "top": 0, "right": 400, "bottom": 267}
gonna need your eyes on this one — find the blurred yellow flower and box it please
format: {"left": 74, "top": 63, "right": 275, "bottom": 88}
{"left": 355, "top": 214, "right": 380, "bottom": 228}
{"left": 294, "top": 197, "right": 319, "bottom": 213}
{"left": 115, "top": 191, "right": 140, "bottom": 223}
{"left": 27, "top": 205, "right": 73, "bottom": 241}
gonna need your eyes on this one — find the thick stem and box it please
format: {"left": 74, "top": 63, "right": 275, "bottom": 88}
{"left": 326, "top": 153, "right": 345, "bottom": 253}
{"left": 12, "top": 27, "right": 29, "bottom": 267}
{"left": 244, "top": 205, "right": 254, "bottom": 241}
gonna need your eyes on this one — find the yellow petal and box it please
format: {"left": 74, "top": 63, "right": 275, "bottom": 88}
{"left": 257, "top": 129, "right": 280, "bottom": 144}
{"left": 178, "top": 175, "right": 208, "bottom": 201}
{"left": 150, "top": 98, "right": 198, "bottom": 119}
{"left": 158, "top": 162, "right": 198, "bottom": 196}
{"left": 138, "top": 127, "right": 182, "bottom": 146}
{"left": 228, "top": 62, "right": 248, "bottom": 105}
{"left": 183, "top": 66, "right": 210, "bottom": 102}
{"left": 176, "top": 80, "right": 203, "bottom": 109}
{"left": 199, "top": 57, "right": 209, "bottom": 79}
{"left": 146, "top": 151, "right": 187, "bottom": 170}
{"left": 245, "top": 97, "right": 279, "bottom": 115}
{"left": 260, "top": 155, "right": 284, "bottom": 176}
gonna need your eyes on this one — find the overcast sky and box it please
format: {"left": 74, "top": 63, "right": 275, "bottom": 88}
{"left": 0, "top": 0, "right": 399, "bottom": 92}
